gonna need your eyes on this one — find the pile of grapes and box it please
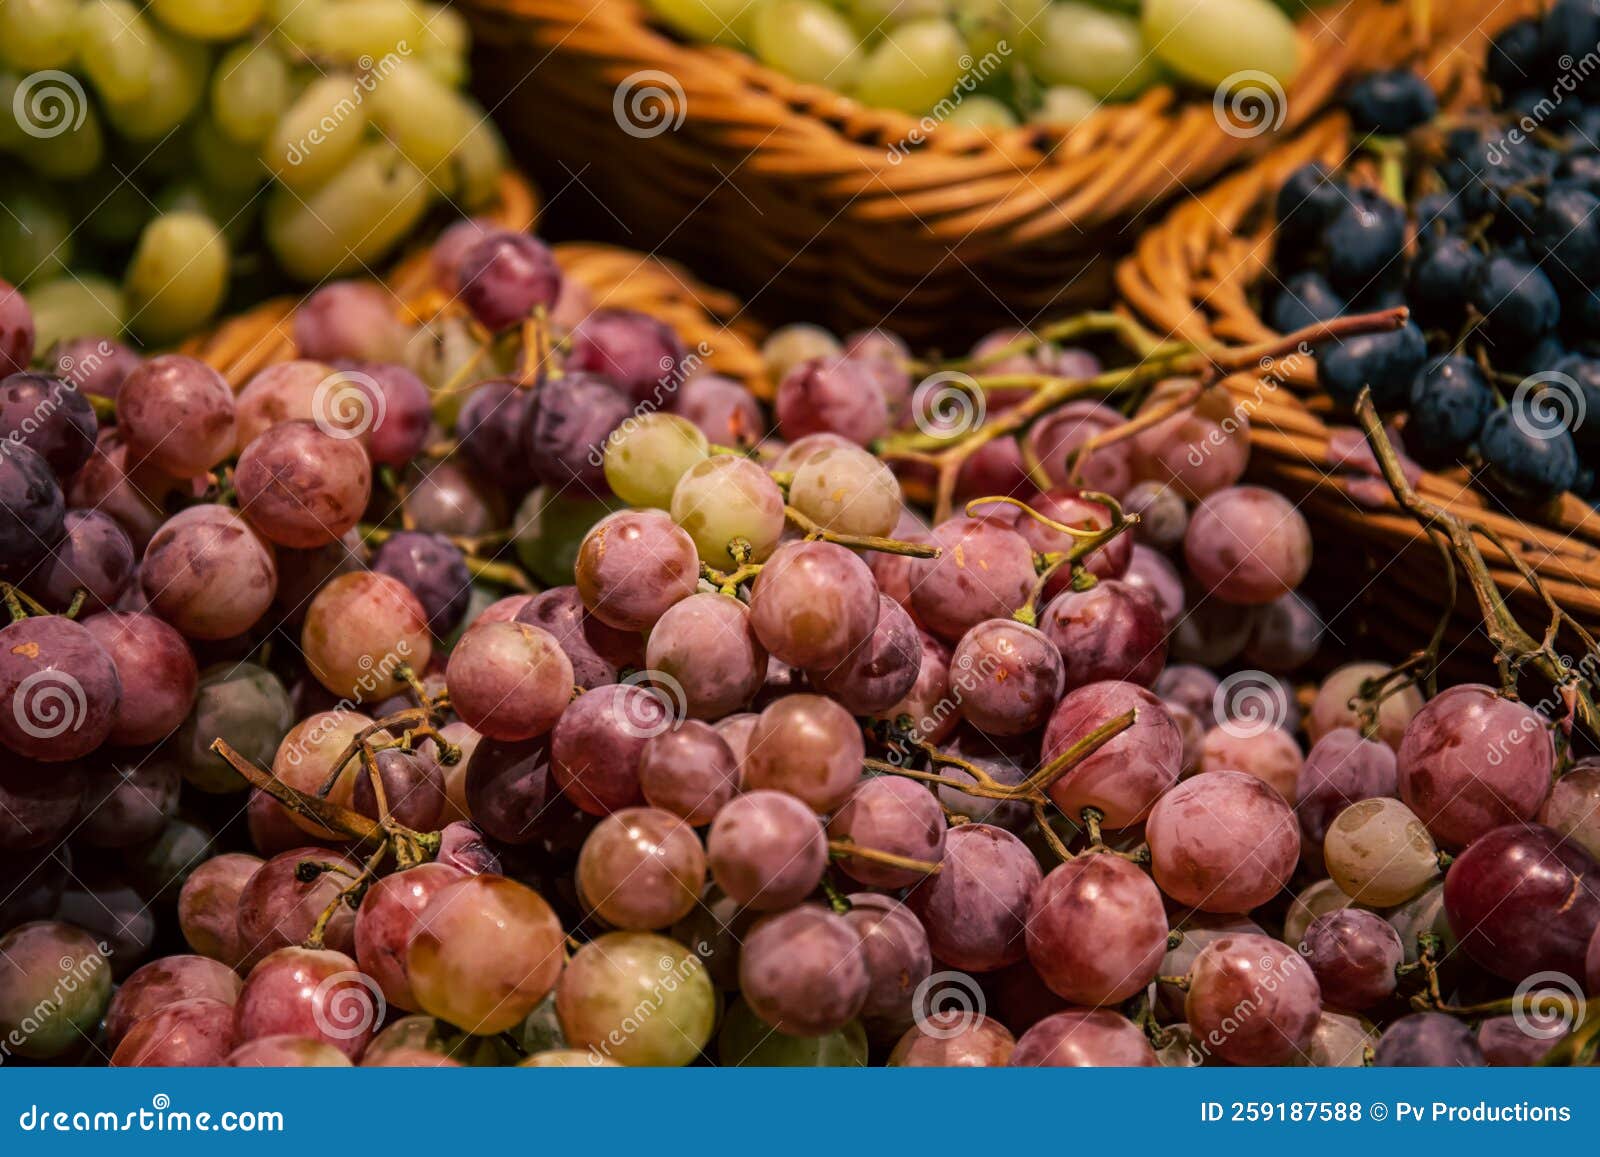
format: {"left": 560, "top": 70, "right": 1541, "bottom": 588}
{"left": 0, "top": 211, "right": 1596, "bottom": 1070}
{"left": 0, "top": 0, "right": 502, "bottom": 347}
{"left": 1277, "top": 0, "right": 1600, "bottom": 506}
{"left": 640, "top": 0, "right": 1312, "bottom": 127}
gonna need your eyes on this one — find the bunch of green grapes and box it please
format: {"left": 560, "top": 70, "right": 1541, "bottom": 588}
{"left": 0, "top": 0, "right": 503, "bottom": 346}
{"left": 642, "top": 0, "right": 1306, "bottom": 131}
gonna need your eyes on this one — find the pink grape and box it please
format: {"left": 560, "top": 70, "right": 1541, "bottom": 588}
{"left": 748, "top": 539, "right": 880, "bottom": 669}
{"left": 82, "top": 611, "right": 198, "bottom": 746}
{"left": 1295, "top": 728, "right": 1397, "bottom": 857}
{"left": 890, "top": 1014, "right": 1015, "bottom": 1066}
{"left": 1026, "top": 854, "right": 1167, "bottom": 1005}
{"left": 876, "top": 630, "right": 958, "bottom": 745}
{"left": 116, "top": 355, "right": 236, "bottom": 478}
{"left": 1011, "top": 1009, "right": 1158, "bottom": 1067}
{"left": 809, "top": 594, "right": 921, "bottom": 715}
{"left": 0, "top": 614, "right": 120, "bottom": 761}
{"left": 233, "top": 946, "right": 381, "bottom": 1061}
{"left": 1307, "top": 661, "right": 1422, "bottom": 749}
{"left": 293, "top": 281, "right": 407, "bottom": 363}
{"left": 227, "top": 1036, "right": 352, "bottom": 1066}
{"left": 1013, "top": 487, "right": 1132, "bottom": 581}
{"left": 565, "top": 308, "right": 686, "bottom": 405}
{"left": 910, "top": 517, "right": 1036, "bottom": 643}
{"left": 110, "top": 996, "right": 238, "bottom": 1067}
{"left": 578, "top": 806, "right": 706, "bottom": 930}
{"left": 842, "top": 894, "right": 931, "bottom": 1036}
{"left": 301, "top": 571, "right": 432, "bottom": 700}
{"left": 828, "top": 776, "right": 946, "bottom": 888}
{"left": 1130, "top": 381, "right": 1249, "bottom": 500}
{"left": 105, "top": 955, "right": 242, "bottom": 1048}
{"left": 234, "top": 847, "right": 362, "bottom": 967}
{"left": 677, "top": 374, "right": 766, "bottom": 449}
{"left": 178, "top": 853, "right": 262, "bottom": 969}
{"left": 140, "top": 504, "right": 278, "bottom": 641}
{"left": 1478, "top": 1015, "right": 1569, "bottom": 1066}
{"left": 575, "top": 509, "right": 700, "bottom": 631}
{"left": 645, "top": 592, "right": 768, "bottom": 719}
{"left": 1039, "top": 579, "right": 1167, "bottom": 690}
{"left": 458, "top": 232, "right": 563, "bottom": 333}
{"left": 742, "top": 693, "right": 864, "bottom": 813}
{"left": 233, "top": 360, "right": 340, "bottom": 450}
{"left": 1121, "top": 544, "right": 1185, "bottom": 629}
{"left": 1183, "top": 486, "right": 1312, "bottom": 605}
{"left": 775, "top": 356, "right": 889, "bottom": 445}
{"left": 1199, "top": 725, "right": 1302, "bottom": 801}
{"left": 1147, "top": 770, "right": 1299, "bottom": 913}
{"left": 949, "top": 618, "right": 1063, "bottom": 735}
{"left": 35, "top": 508, "right": 133, "bottom": 613}
{"left": 638, "top": 721, "right": 741, "bottom": 825}
{"left": 550, "top": 683, "right": 660, "bottom": 815}
{"left": 706, "top": 789, "right": 827, "bottom": 910}
{"left": 740, "top": 904, "right": 869, "bottom": 1036}
{"left": 235, "top": 420, "right": 372, "bottom": 548}
{"left": 353, "top": 862, "right": 466, "bottom": 1011}
{"left": 0, "top": 278, "right": 34, "bottom": 374}
{"left": 1025, "top": 401, "right": 1133, "bottom": 496}
{"left": 1539, "top": 764, "right": 1600, "bottom": 861}
{"left": 1041, "top": 681, "right": 1182, "bottom": 829}
{"left": 357, "top": 363, "right": 433, "bottom": 467}
{"left": 445, "top": 621, "right": 573, "bottom": 741}
{"left": 516, "top": 585, "right": 635, "bottom": 690}
{"left": 907, "top": 823, "right": 1041, "bottom": 972}
{"left": 1298, "top": 909, "right": 1403, "bottom": 1011}
{"left": 1185, "top": 934, "right": 1320, "bottom": 1065}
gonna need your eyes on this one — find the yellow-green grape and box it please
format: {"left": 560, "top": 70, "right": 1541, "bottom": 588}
{"left": 1142, "top": 0, "right": 1300, "bottom": 90}
{"left": 264, "top": 141, "right": 433, "bottom": 279}
{"left": 0, "top": 0, "right": 80, "bottom": 69}
{"left": 15, "top": 101, "right": 102, "bottom": 179}
{"left": 124, "top": 211, "right": 229, "bottom": 343}
{"left": 102, "top": 26, "right": 209, "bottom": 140}
{"left": 761, "top": 322, "right": 841, "bottom": 381}
{"left": 1027, "top": 2, "right": 1155, "bottom": 99}
{"left": 1031, "top": 84, "right": 1099, "bottom": 125}
{"left": 365, "top": 62, "right": 481, "bottom": 179}
{"left": 444, "top": 115, "right": 506, "bottom": 208}
{"left": 413, "top": 2, "right": 470, "bottom": 85}
{"left": 76, "top": 0, "right": 156, "bottom": 104}
{"left": 943, "top": 94, "right": 1016, "bottom": 130}
{"left": 265, "top": 74, "right": 372, "bottom": 191}
{"left": 192, "top": 115, "right": 268, "bottom": 196}
{"left": 149, "top": 0, "right": 262, "bottom": 38}
{"left": 212, "top": 41, "right": 292, "bottom": 144}
{"left": 0, "top": 185, "right": 73, "bottom": 283}
{"left": 26, "top": 275, "right": 125, "bottom": 347}
{"left": 155, "top": 180, "right": 260, "bottom": 248}
{"left": 957, "top": 0, "right": 1046, "bottom": 57}
{"left": 852, "top": 18, "right": 966, "bottom": 113}
{"left": 843, "top": 0, "right": 947, "bottom": 37}
{"left": 644, "top": 0, "right": 756, "bottom": 44}
{"left": 304, "top": 0, "right": 426, "bottom": 64}
{"left": 1323, "top": 797, "right": 1439, "bottom": 907}
{"left": 604, "top": 413, "right": 711, "bottom": 509}
{"left": 748, "top": 0, "right": 861, "bottom": 89}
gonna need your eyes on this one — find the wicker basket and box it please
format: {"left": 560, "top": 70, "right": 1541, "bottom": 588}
{"left": 183, "top": 172, "right": 770, "bottom": 396}
{"left": 1114, "top": 39, "right": 1600, "bottom": 660}
{"left": 461, "top": 0, "right": 1516, "bottom": 344}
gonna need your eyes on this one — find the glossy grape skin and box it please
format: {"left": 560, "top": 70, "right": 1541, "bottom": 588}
{"left": 775, "top": 356, "right": 889, "bottom": 445}
{"left": 525, "top": 372, "right": 631, "bottom": 493}
{"left": 458, "top": 232, "right": 562, "bottom": 332}
{"left": 115, "top": 355, "right": 236, "bottom": 478}
{"left": 1308, "top": 661, "right": 1423, "bottom": 750}
{"left": 566, "top": 309, "right": 687, "bottom": 406}
{"left": 828, "top": 776, "right": 946, "bottom": 888}
{"left": 578, "top": 807, "right": 706, "bottom": 930}
{"left": 1295, "top": 728, "right": 1397, "bottom": 859}
{"left": 809, "top": 594, "right": 921, "bottom": 715}
{"left": 1025, "top": 401, "right": 1134, "bottom": 496}
{"left": 1374, "top": 1013, "right": 1486, "bottom": 1067}
{"left": 302, "top": 571, "right": 433, "bottom": 700}
{"left": 944, "top": 618, "right": 1062, "bottom": 735}
{"left": 76, "top": 756, "right": 179, "bottom": 848}
{"left": 670, "top": 455, "right": 788, "bottom": 571}
{"left": 907, "top": 824, "right": 1040, "bottom": 972}
{"left": 742, "top": 694, "right": 864, "bottom": 813}
{"left": 1540, "top": 765, "right": 1600, "bottom": 861}
{"left": 1396, "top": 683, "right": 1554, "bottom": 850}
{"left": 141, "top": 505, "right": 278, "bottom": 641}
{"left": 1444, "top": 823, "right": 1600, "bottom": 982}
{"left": 1283, "top": 879, "right": 1359, "bottom": 949}
{"left": 0, "top": 279, "right": 33, "bottom": 374}
{"left": 0, "top": 614, "right": 120, "bottom": 760}
{"left": 575, "top": 509, "right": 700, "bottom": 631}
{"left": 1147, "top": 771, "right": 1299, "bottom": 913}
{"left": 645, "top": 592, "right": 768, "bottom": 719}
{"left": 0, "top": 371, "right": 96, "bottom": 475}
{"left": 1299, "top": 909, "right": 1402, "bottom": 1011}
{"left": 0, "top": 440, "right": 66, "bottom": 569}
{"left": 788, "top": 445, "right": 902, "bottom": 539}
{"left": 0, "top": 922, "right": 111, "bottom": 1059}
{"left": 1026, "top": 854, "right": 1167, "bottom": 1006}
{"left": 748, "top": 539, "right": 880, "bottom": 669}
{"left": 1183, "top": 486, "right": 1311, "bottom": 605}
{"left": 740, "top": 904, "right": 869, "bottom": 1037}
{"left": 437, "top": 821, "right": 503, "bottom": 876}
{"left": 718, "top": 998, "right": 868, "bottom": 1067}
{"left": 235, "top": 847, "right": 362, "bottom": 967}
{"left": 234, "top": 420, "right": 372, "bottom": 550}
{"left": 462, "top": 736, "right": 552, "bottom": 844}
{"left": 104, "top": 955, "right": 243, "bottom": 1049}
{"left": 1041, "top": 681, "right": 1183, "bottom": 829}
{"left": 110, "top": 996, "right": 238, "bottom": 1067}
{"left": 840, "top": 894, "right": 930, "bottom": 1035}
{"left": 639, "top": 722, "right": 740, "bottom": 825}
{"left": 35, "top": 507, "right": 130, "bottom": 615}
{"left": 227, "top": 1035, "right": 353, "bottom": 1067}
{"left": 1011, "top": 1009, "right": 1158, "bottom": 1067}
{"left": 1323, "top": 797, "right": 1440, "bottom": 907}
{"left": 557, "top": 932, "right": 715, "bottom": 1066}
{"left": 352, "top": 863, "right": 466, "bottom": 1012}
{"left": 889, "top": 1014, "right": 1015, "bottom": 1067}
{"left": 233, "top": 947, "right": 381, "bottom": 1061}
{"left": 1185, "top": 934, "right": 1320, "bottom": 1065}
{"left": 550, "top": 683, "right": 663, "bottom": 815}
{"left": 706, "top": 789, "right": 828, "bottom": 910}
{"left": 677, "top": 374, "right": 766, "bottom": 449}
{"left": 1040, "top": 579, "right": 1167, "bottom": 691}
{"left": 178, "top": 853, "right": 262, "bottom": 969}
{"left": 175, "top": 662, "right": 294, "bottom": 793}
{"left": 910, "top": 518, "right": 1036, "bottom": 643}
{"left": 445, "top": 621, "right": 573, "bottom": 741}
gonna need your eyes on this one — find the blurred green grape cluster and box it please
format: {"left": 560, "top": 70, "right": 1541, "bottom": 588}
{"left": 642, "top": 0, "right": 1320, "bottom": 130}
{"left": 0, "top": 0, "right": 504, "bottom": 347}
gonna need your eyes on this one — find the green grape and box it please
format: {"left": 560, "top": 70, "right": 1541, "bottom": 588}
{"left": 16, "top": 101, "right": 102, "bottom": 179}
{"left": 669, "top": 455, "right": 787, "bottom": 570}
{"left": 513, "top": 486, "right": 623, "bottom": 587}
{"left": 1027, "top": 2, "right": 1155, "bottom": 99}
{"left": 957, "top": 0, "right": 1045, "bottom": 58}
{"left": 304, "top": 0, "right": 426, "bottom": 64}
{"left": 76, "top": 0, "right": 156, "bottom": 104}
{"left": 124, "top": 211, "right": 229, "bottom": 343}
{"left": 0, "top": 184, "right": 73, "bottom": 284}
{"left": 843, "top": 0, "right": 947, "bottom": 37}
{"left": 0, "top": 0, "right": 80, "bottom": 69}
{"left": 413, "top": 2, "right": 470, "bottom": 85}
{"left": 155, "top": 179, "right": 260, "bottom": 248}
{"left": 748, "top": 0, "right": 861, "bottom": 88}
{"left": 212, "top": 41, "right": 292, "bottom": 144}
{"left": 603, "top": 413, "right": 711, "bottom": 509}
{"left": 851, "top": 18, "right": 966, "bottom": 112}
{"left": 718, "top": 1000, "right": 868, "bottom": 1066}
{"left": 644, "top": 0, "right": 756, "bottom": 43}
{"left": 1031, "top": 84, "right": 1099, "bottom": 125}
{"left": 192, "top": 115, "right": 268, "bottom": 195}
{"left": 942, "top": 93, "right": 1016, "bottom": 130}
{"left": 26, "top": 275, "right": 125, "bottom": 347}
{"left": 150, "top": 0, "right": 263, "bottom": 38}
{"left": 442, "top": 114, "right": 505, "bottom": 209}
{"left": 103, "top": 26, "right": 209, "bottom": 140}
{"left": 365, "top": 61, "right": 480, "bottom": 178}
{"left": 1142, "top": 0, "right": 1300, "bottom": 89}
{"left": 264, "top": 141, "right": 434, "bottom": 279}
{"left": 265, "top": 73, "right": 372, "bottom": 190}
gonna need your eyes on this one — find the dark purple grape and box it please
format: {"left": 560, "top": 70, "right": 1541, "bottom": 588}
{"left": 910, "top": 517, "right": 1036, "bottom": 643}
{"left": 949, "top": 618, "right": 1063, "bottom": 735}
{"left": 404, "top": 459, "right": 504, "bottom": 538}
{"left": 77, "top": 755, "right": 180, "bottom": 848}
{"left": 1295, "top": 727, "right": 1397, "bottom": 856}
{"left": 174, "top": 661, "right": 292, "bottom": 793}
{"left": 551, "top": 682, "right": 660, "bottom": 815}
{"left": 1374, "top": 1013, "right": 1486, "bottom": 1067}
{"left": 0, "top": 614, "right": 120, "bottom": 760}
{"left": 1478, "top": 1014, "right": 1568, "bottom": 1066}
{"left": 56, "top": 871, "right": 155, "bottom": 978}
{"left": 437, "top": 821, "right": 502, "bottom": 874}
{"left": 828, "top": 776, "right": 946, "bottom": 888}
{"left": 352, "top": 745, "right": 448, "bottom": 831}
{"left": 52, "top": 336, "right": 142, "bottom": 399}
{"left": 638, "top": 721, "right": 739, "bottom": 825}
{"left": 464, "top": 736, "right": 553, "bottom": 844}
{"left": 706, "top": 789, "right": 827, "bottom": 910}
{"left": 740, "top": 904, "right": 869, "bottom": 1036}
{"left": 566, "top": 308, "right": 687, "bottom": 406}
{"left": 456, "top": 379, "right": 540, "bottom": 492}
{"left": 0, "top": 440, "right": 66, "bottom": 570}
{"left": 0, "top": 371, "right": 96, "bottom": 475}
{"left": 526, "top": 372, "right": 631, "bottom": 493}
{"left": 907, "top": 823, "right": 1041, "bottom": 972}
{"left": 1122, "top": 544, "right": 1185, "bottom": 629}
{"left": 515, "top": 585, "right": 636, "bottom": 691}
{"left": 430, "top": 218, "right": 508, "bottom": 292}
{"left": 1039, "top": 579, "right": 1167, "bottom": 690}
{"left": 371, "top": 530, "right": 472, "bottom": 638}
{"left": 0, "top": 278, "right": 34, "bottom": 375}
{"left": 1298, "top": 909, "right": 1403, "bottom": 1011}
{"left": 0, "top": 755, "right": 86, "bottom": 848}
{"left": 459, "top": 232, "right": 563, "bottom": 333}
{"left": 809, "top": 594, "right": 921, "bottom": 715}
{"left": 1011, "top": 1009, "right": 1157, "bottom": 1067}
{"left": 36, "top": 508, "right": 135, "bottom": 612}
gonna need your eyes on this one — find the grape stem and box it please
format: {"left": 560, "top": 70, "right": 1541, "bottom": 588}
{"left": 784, "top": 505, "right": 941, "bottom": 558}
{"left": 0, "top": 583, "right": 49, "bottom": 621}
{"left": 828, "top": 840, "right": 942, "bottom": 876}
{"left": 819, "top": 877, "right": 854, "bottom": 914}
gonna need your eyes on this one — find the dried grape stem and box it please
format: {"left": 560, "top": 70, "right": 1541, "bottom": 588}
{"left": 828, "top": 841, "right": 943, "bottom": 876}
{"left": 784, "top": 505, "right": 941, "bottom": 557}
